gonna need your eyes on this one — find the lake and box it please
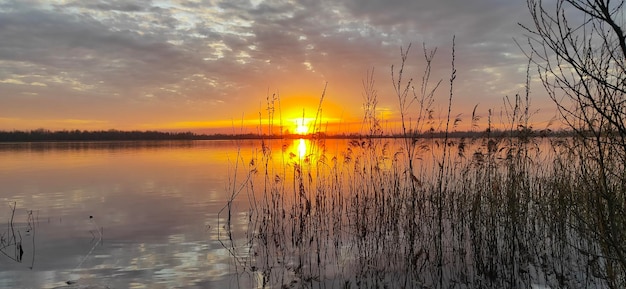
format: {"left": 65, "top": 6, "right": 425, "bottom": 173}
{"left": 0, "top": 140, "right": 281, "bottom": 288}
{"left": 0, "top": 137, "right": 621, "bottom": 288}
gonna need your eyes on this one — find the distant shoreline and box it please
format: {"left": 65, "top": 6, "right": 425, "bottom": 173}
{"left": 0, "top": 129, "right": 577, "bottom": 142}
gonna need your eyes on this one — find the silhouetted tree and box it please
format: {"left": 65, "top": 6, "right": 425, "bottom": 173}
{"left": 523, "top": 0, "right": 626, "bottom": 284}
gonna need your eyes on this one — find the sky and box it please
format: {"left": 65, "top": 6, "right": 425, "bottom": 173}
{"left": 0, "top": 0, "right": 558, "bottom": 134}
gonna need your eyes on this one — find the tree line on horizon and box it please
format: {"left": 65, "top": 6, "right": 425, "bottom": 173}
{"left": 0, "top": 127, "right": 578, "bottom": 142}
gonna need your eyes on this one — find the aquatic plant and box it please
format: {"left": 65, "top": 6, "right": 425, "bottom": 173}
{"left": 1, "top": 202, "right": 35, "bottom": 268}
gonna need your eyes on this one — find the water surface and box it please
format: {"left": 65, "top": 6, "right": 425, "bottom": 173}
{"left": 0, "top": 140, "right": 284, "bottom": 288}
{"left": 0, "top": 138, "right": 580, "bottom": 288}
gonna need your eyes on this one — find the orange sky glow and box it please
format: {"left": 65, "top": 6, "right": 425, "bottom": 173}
{"left": 0, "top": 1, "right": 563, "bottom": 135}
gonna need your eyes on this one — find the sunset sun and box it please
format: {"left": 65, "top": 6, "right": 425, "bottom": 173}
{"left": 295, "top": 120, "right": 309, "bottom": 135}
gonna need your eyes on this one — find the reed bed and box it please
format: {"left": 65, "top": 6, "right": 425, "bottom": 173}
{"left": 219, "top": 43, "right": 626, "bottom": 289}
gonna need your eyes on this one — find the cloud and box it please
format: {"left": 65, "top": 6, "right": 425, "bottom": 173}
{"left": 0, "top": 0, "right": 551, "bottom": 132}
{"left": 3, "top": 7, "right": 204, "bottom": 84}
{"left": 82, "top": 1, "right": 148, "bottom": 12}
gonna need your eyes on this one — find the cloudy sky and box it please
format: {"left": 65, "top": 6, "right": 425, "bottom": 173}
{"left": 0, "top": 0, "right": 555, "bottom": 134}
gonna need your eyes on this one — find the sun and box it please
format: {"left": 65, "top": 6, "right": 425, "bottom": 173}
{"left": 295, "top": 120, "right": 308, "bottom": 135}
{"left": 290, "top": 117, "right": 314, "bottom": 135}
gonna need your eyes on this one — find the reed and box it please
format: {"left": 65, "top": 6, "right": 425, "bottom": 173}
{"left": 219, "top": 40, "right": 626, "bottom": 288}
{"left": 1, "top": 202, "right": 35, "bottom": 267}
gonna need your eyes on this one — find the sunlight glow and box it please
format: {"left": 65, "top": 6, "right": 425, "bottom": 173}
{"left": 298, "top": 138, "right": 307, "bottom": 158}
{"left": 295, "top": 120, "right": 308, "bottom": 134}
{"left": 293, "top": 118, "right": 313, "bottom": 135}
{"left": 284, "top": 139, "right": 314, "bottom": 161}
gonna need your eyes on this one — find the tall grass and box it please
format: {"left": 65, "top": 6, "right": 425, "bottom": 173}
{"left": 219, "top": 42, "right": 626, "bottom": 288}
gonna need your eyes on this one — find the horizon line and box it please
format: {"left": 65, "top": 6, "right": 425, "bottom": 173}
{"left": 0, "top": 128, "right": 573, "bottom": 142}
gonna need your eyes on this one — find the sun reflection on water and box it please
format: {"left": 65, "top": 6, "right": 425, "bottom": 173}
{"left": 283, "top": 138, "right": 319, "bottom": 162}
{"left": 297, "top": 138, "right": 307, "bottom": 159}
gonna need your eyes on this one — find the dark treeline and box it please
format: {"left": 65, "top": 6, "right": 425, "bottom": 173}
{"left": 0, "top": 128, "right": 575, "bottom": 142}
{"left": 0, "top": 129, "right": 312, "bottom": 142}
{"left": 0, "top": 129, "right": 199, "bottom": 142}
{"left": 0, "top": 129, "right": 260, "bottom": 142}
{"left": 0, "top": 129, "right": 273, "bottom": 142}
{"left": 335, "top": 128, "right": 575, "bottom": 139}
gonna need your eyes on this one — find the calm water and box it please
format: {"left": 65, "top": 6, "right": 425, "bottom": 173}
{"left": 0, "top": 140, "right": 319, "bottom": 289}
{"left": 0, "top": 138, "right": 575, "bottom": 288}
